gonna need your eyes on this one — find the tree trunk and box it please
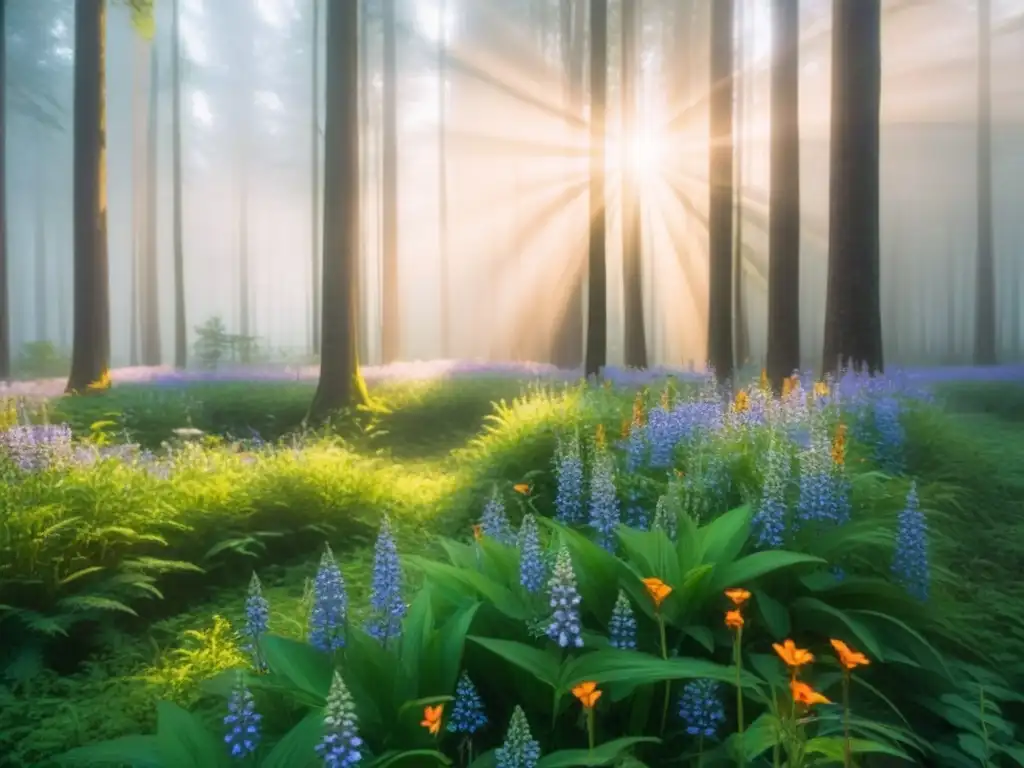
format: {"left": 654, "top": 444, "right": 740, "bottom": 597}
{"left": 311, "top": 0, "right": 321, "bottom": 355}
{"left": 974, "top": 0, "right": 996, "bottom": 364}
{"left": 822, "top": 0, "right": 883, "bottom": 374}
{"left": 171, "top": 0, "right": 187, "bottom": 368}
{"left": 438, "top": 0, "right": 450, "bottom": 358}
{"left": 309, "top": 0, "right": 370, "bottom": 419}
{"left": 621, "top": 0, "right": 646, "bottom": 369}
{"left": 129, "top": 33, "right": 148, "bottom": 366}
{"left": 0, "top": 0, "right": 9, "bottom": 380}
{"left": 141, "top": 41, "right": 162, "bottom": 366}
{"left": 733, "top": 0, "right": 750, "bottom": 368}
{"left": 380, "top": 0, "right": 400, "bottom": 363}
{"left": 357, "top": 0, "right": 371, "bottom": 364}
{"left": 766, "top": 0, "right": 800, "bottom": 390}
{"left": 236, "top": 10, "right": 252, "bottom": 360}
{"left": 707, "top": 0, "right": 735, "bottom": 383}
{"left": 35, "top": 143, "right": 48, "bottom": 343}
{"left": 583, "top": 0, "right": 607, "bottom": 378}
{"left": 66, "top": 0, "right": 110, "bottom": 394}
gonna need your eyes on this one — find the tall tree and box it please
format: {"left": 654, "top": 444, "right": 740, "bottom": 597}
{"left": 66, "top": 0, "right": 110, "bottom": 393}
{"left": 974, "top": 0, "right": 996, "bottom": 364}
{"left": 140, "top": 41, "right": 161, "bottom": 365}
{"left": 707, "top": 0, "right": 735, "bottom": 383}
{"left": 309, "top": 0, "right": 370, "bottom": 419}
{"left": 583, "top": 0, "right": 608, "bottom": 378}
{"left": 733, "top": 0, "right": 750, "bottom": 367}
{"left": 34, "top": 140, "right": 47, "bottom": 343}
{"left": 171, "top": 0, "right": 187, "bottom": 368}
{"left": 0, "top": 0, "right": 9, "bottom": 380}
{"left": 822, "top": 0, "right": 883, "bottom": 373}
{"left": 310, "top": 0, "right": 321, "bottom": 355}
{"left": 235, "top": 3, "right": 252, "bottom": 359}
{"left": 438, "top": 0, "right": 450, "bottom": 358}
{"left": 380, "top": 0, "right": 400, "bottom": 363}
{"left": 766, "top": 0, "right": 800, "bottom": 389}
{"left": 129, "top": 31, "right": 148, "bottom": 366}
{"left": 621, "top": 0, "right": 646, "bottom": 369}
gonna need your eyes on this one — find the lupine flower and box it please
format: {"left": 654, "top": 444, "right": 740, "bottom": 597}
{"left": 677, "top": 679, "right": 726, "bottom": 739}
{"left": 752, "top": 439, "right": 790, "bottom": 549}
{"left": 650, "top": 494, "right": 678, "bottom": 542}
{"left": 517, "top": 514, "right": 546, "bottom": 594}
{"left": 892, "top": 482, "right": 929, "bottom": 602}
{"left": 242, "top": 572, "right": 270, "bottom": 671}
{"left": 553, "top": 433, "right": 585, "bottom": 524}
{"left": 0, "top": 423, "right": 74, "bottom": 471}
{"left": 447, "top": 672, "right": 488, "bottom": 735}
{"left": 309, "top": 544, "right": 348, "bottom": 652}
{"left": 588, "top": 448, "right": 620, "bottom": 552}
{"left": 495, "top": 706, "right": 541, "bottom": 768}
{"left": 224, "top": 674, "right": 262, "bottom": 759}
{"left": 480, "top": 491, "right": 515, "bottom": 546}
{"left": 608, "top": 590, "right": 637, "bottom": 650}
{"left": 366, "top": 516, "right": 406, "bottom": 645}
{"left": 546, "top": 545, "right": 583, "bottom": 648}
{"left": 796, "top": 423, "right": 850, "bottom": 528}
{"left": 872, "top": 396, "right": 905, "bottom": 474}
{"left": 317, "top": 671, "right": 364, "bottom": 767}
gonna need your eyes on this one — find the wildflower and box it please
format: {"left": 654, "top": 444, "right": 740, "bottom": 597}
{"left": 595, "top": 423, "right": 606, "bottom": 448}
{"left": 517, "top": 514, "right": 546, "bottom": 594}
{"left": 317, "top": 671, "right": 364, "bottom": 767}
{"left": 632, "top": 391, "right": 646, "bottom": 426}
{"left": 448, "top": 672, "right": 488, "bottom": 735}
{"left": 752, "top": 439, "right": 790, "bottom": 549}
{"left": 791, "top": 679, "right": 830, "bottom": 707}
{"left": 831, "top": 423, "right": 847, "bottom": 466}
{"left": 420, "top": 705, "right": 444, "bottom": 736}
{"left": 366, "top": 516, "right": 406, "bottom": 645}
{"left": 309, "top": 544, "right": 348, "bottom": 652}
{"left": 677, "top": 679, "right": 726, "bottom": 739}
{"left": 733, "top": 389, "right": 750, "bottom": 413}
{"left": 872, "top": 396, "right": 905, "bottom": 474}
{"left": 588, "top": 447, "right": 621, "bottom": 552}
{"left": 830, "top": 639, "right": 869, "bottom": 671}
{"left": 724, "top": 588, "right": 750, "bottom": 608}
{"left": 773, "top": 639, "right": 814, "bottom": 675}
{"left": 224, "top": 674, "right": 261, "bottom": 759}
{"left": 608, "top": 590, "right": 637, "bottom": 650}
{"left": 242, "top": 572, "right": 270, "bottom": 671}
{"left": 725, "top": 610, "right": 744, "bottom": 630}
{"left": 892, "top": 482, "right": 929, "bottom": 602}
{"left": 813, "top": 381, "right": 830, "bottom": 399}
{"left": 781, "top": 375, "right": 798, "bottom": 398}
{"left": 553, "top": 433, "right": 585, "bottom": 524}
{"left": 546, "top": 545, "right": 583, "bottom": 649}
{"left": 642, "top": 577, "right": 672, "bottom": 611}
{"left": 760, "top": 369, "right": 770, "bottom": 392}
{"left": 495, "top": 706, "right": 541, "bottom": 768}
{"left": 796, "top": 422, "right": 850, "bottom": 528}
{"left": 513, "top": 483, "right": 530, "bottom": 495}
{"left": 571, "top": 681, "right": 602, "bottom": 709}
{"left": 650, "top": 494, "right": 678, "bottom": 541}
{"left": 472, "top": 524, "right": 483, "bottom": 542}
{"left": 480, "top": 491, "right": 515, "bottom": 546}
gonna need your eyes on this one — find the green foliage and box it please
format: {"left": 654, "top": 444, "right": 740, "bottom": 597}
{"left": 13, "top": 340, "right": 69, "bottom": 379}
{"left": 193, "top": 316, "right": 261, "bottom": 369}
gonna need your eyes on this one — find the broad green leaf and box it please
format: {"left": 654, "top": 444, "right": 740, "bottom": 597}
{"left": 261, "top": 711, "right": 326, "bottom": 768}
{"left": 155, "top": 701, "right": 225, "bottom": 768}
{"left": 56, "top": 735, "right": 163, "bottom": 767}
{"left": 261, "top": 635, "right": 333, "bottom": 703}
{"left": 675, "top": 508, "right": 702, "bottom": 571}
{"left": 711, "top": 551, "right": 825, "bottom": 592}
{"left": 682, "top": 625, "right": 715, "bottom": 653}
{"left": 57, "top": 566, "right": 107, "bottom": 585}
{"left": 399, "top": 589, "right": 435, "bottom": 701}
{"left": 56, "top": 596, "right": 138, "bottom": 616}
{"left": 409, "top": 558, "right": 529, "bottom": 621}
{"left": 562, "top": 650, "right": 758, "bottom": 692}
{"left": 477, "top": 537, "right": 522, "bottom": 585}
{"left": 698, "top": 504, "right": 752, "bottom": 565}
{"left": 468, "top": 637, "right": 562, "bottom": 688}
{"left": 804, "top": 736, "right": 910, "bottom": 761}
{"left": 371, "top": 749, "right": 452, "bottom": 767}
{"left": 396, "top": 695, "right": 453, "bottom": 717}
{"left": 739, "top": 713, "right": 783, "bottom": 761}
{"left": 437, "top": 539, "right": 480, "bottom": 571}
{"left": 850, "top": 609, "right": 950, "bottom": 678}
{"left": 851, "top": 675, "right": 913, "bottom": 727}
{"left": 617, "top": 526, "right": 681, "bottom": 585}
{"left": 753, "top": 590, "right": 790, "bottom": 639}
{"left": 467, "top": 750, "right": 498, "bottom": 768}
{"left": 996, "top": 743, "right": 1024, "bottom": 766}
{"left": 790, "top": 597, "right": 885, "bottom": 661}
{"left": 537, "top": 737, "right": 661, "bottom": 767}
{"left": 539, "top": 519, "right": 621, "bottom": 620}
{"left": 430, "top": 602, "right": 481, "bottom": 694}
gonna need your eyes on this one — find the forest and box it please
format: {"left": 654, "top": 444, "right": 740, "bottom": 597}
{"left": 0, "top": 0, "right": 1022, "bottom": 767}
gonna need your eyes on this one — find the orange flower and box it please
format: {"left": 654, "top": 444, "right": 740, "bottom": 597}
{"left": 513, "top": 483, "right": 531, "bottom": 495}
{"left": 813, "top": 381, "right": 830, "bottom": 398}
{"left": 724, "top": 588, "right": 751, "bottom": 607}
{"left": 632, "top": 391, "right": 646, "bottom": 427}
{"left": 420, "top": 704, "right": 444, "bottom": 735}
{"left": 674, "top": 469, "right": 685, "bottom": 478}
{"left": 571, "top": 681, "right": 602, "bottom": 709}
{"left": 642, "top": 577, "right": 672, "bottom": 609}
{"left": 773, "top": 639, "right": 814, "bottom": 670}
{"left": 472, "top": 524, "right": 482, "bottom": 542}
{"left": 660, "top": 389, "right": 671, "bottom": 408}
{"left": 760, "top": 369, "right": 770, "bottom": 391}
{"left": 595, "top": 423, "right": 606, "bottom": 448}
{"left": 621, "top": 419, "right": 631, "bottom": 439}
{"left": 725, "top": 609, "right": 744, "bottom": 630}
{"left": 781, "top": 375, "right": 797, "bottom": 398}
{"left": 790, "top": 679, "right": 830, "bottom": 707}
{"left": 831, "top": 423, "right": 847, "bottom": 466}
{"left": 733, "top": 389, "right": 750, "bottom": 413}
{"left": 830, "top": 639, "right": 870, "bottom": 671}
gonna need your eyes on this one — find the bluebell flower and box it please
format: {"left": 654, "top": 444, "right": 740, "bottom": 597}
{"left": 518, "top": 514, "right": 546, "bottom": 594}
{"left": 242, "top": 572, "right": 270, "bottom": 671}
{"left": 624, "top": 422, "right": 648, "bottom": 473}
{"left": 546, "top": 545, "right": 583, "bottom": 649}
{"left": 608, "top": 590, "right": 637, "bottom": 650}
{"left": 795, "top": 425, "right": 850, "bottom": 529}
{"left": 677, "top": 678, "right": 726, "bottom": 739}
{"left": 495, "top": 706, "right": 541, "bottom": 768}
{"left": 873, "top": 396, "right": 905, "bottom": 474}
{"left": 892, "top": 483, "right": 929, "bottom": 602}
{"left": 309, "top": 544, "right": 348, "bottom": 652}
{"left": 317, "top": 671, "right": 364, "bottom": 767}
{"left": 588, "top": 449, "right": 620, "bottom": 552}
{"left": 480, "top": 490, "right": 515, "bottom": 545}
{"left": 554, "top": 434, "right": 585, "bottom": 524}
{"left": 752, "top": 440, "right": 791, "bottom": 549}
{"left": 366, "top": 516, "right": 406, "bottom": 645}
{"left": 650, "top": 494, "right": 678, "bottom": 542}
{"left": 224, "top": 673, "right": 262, "bottom": 759}
{"left": 447, "top": 671, "right": 488, "bottom": 735}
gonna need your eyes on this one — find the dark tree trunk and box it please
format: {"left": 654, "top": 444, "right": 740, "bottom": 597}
{"left": 974, "top": 0, "right": 996, "bottom": 364}
{"left": 707, "top": 0, "right": 735, "bottom": 383}
{"left": 357, "top": 0, "right": 371, "bottom": 364}
{"left": 822, "top": 0, "right": 883, "bottom": 374}
{"left": 380, "top": 0, "right": 400, "bottom": 363}
{"left": 733, "top": 0, "right": 750, "bottom": 368}
{"left": 67, "top": 0, "right": 111, "bottom": 394}
{"left": 171, "top": 0, "right": 187, "bottom": 368}
{"left": 583, "top": 0, "right": 607, "bottom": 378}
{"left": 438, "top": 0, "right": 450, "bottom": 358}
{"left": 621, "top": 0, "right": 647, "bottom": 369}
{"left": 141, "top": 41, "right": 161, "bottom": 366}
{"left": 766, "top": 0, "right": 800, "bottom": 389}
{"left": 311, "top": 0, "right": 321, "bottom": 355}
{"left": 0, "top": 0, "right": 9, "bottom": 381}
{"left": 309, "top": 0, "right": 370, "bottom": 419}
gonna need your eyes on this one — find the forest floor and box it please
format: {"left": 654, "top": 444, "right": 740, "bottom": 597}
{"left": 1, "top": 363, "right": 1023, "bottom": 766}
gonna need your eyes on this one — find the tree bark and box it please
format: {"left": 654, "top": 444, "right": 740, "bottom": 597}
{"left": 0, "top": 0, "right": 9, "bottom": 380}
{"left": 974, "top": 0, "right": 996, "bottom": 364}
{"left": 380, "top": 0, "right": 400, "bottom": 363}
{"left": 309, "top": 0, "right": 370, "bottom": 419}
{"left": 822, "top": 0, "right": 883, "bottom": 374}
{"left": 66, "top": 0, "right": 111, "bottom": 394}
{"left": 311, "top": 0, "right": 321, "bottom": 355}
{"left": 171, "top": 0, "right": 187, "bottom": 368}
{"left": 733, "top": 0, "right": 750, "bottom": 368}
{"left": 621, "top": 0, "right": 647, "bottom": 369}
{"left": 766, "top": 0, "right": 800, "bottom": 389}
{"left": 438, "top": 0, "right": 450, "bottom": 358}
{"left": 583, "top": 0, "right": 607, "bottom": 378}
{"left": 141, "top": 40, "right": 161, "bottom": 366}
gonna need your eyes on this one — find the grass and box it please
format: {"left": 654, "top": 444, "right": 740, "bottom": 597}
{"left": 1, "top": 375, "right": 1023, "bottom": 766}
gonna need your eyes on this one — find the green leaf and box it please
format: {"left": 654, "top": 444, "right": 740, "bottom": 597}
{"left": 57, "top": 566, "right": 106, "bottom": 586}
{"left": 753, "top": 591, "right": 790, "bottom": 639}
{"left": 261, "top": 711, "right": 325, "bottom": 768}
{"left": 370, "top": 749, "right": 452, "bottom": 767}
{"left": 675, "top": 508, "right": 702, "bottom": 571}
{"left": 436, "top": 538, "right": 480, "bottom": 571}
{"left": 430, "top": 602, "right": 481, "bottom": 694}
{"left": 711, "top": 551, "right": 825, "bottom": 592}
{"left": 540, "top": 519, "right": 621, "bottom": 620}
{"left": 468, "top": 637, "right": 562, "bottom": 688}
{"left": 850, "top": 609, "right": 950, "bottom": 677}
{"left": 467, "top": 749, "right": 498, "bottom": 768}
{"left": 399, "top": 589, "right": 435, "bottom": 701}
{"left": 56, "top": 735, "right": 163, "bottom": 767}
{"left": 804, "top": 736, "right": 910, "bottom": 761}
{"left": 56, "top": 596, "right": 139, "bottom": 616}
{"left": 537, "top": 737, "right": 661, "bottom": 767}
{"left": 790, "top": 597, "right": 885, "bottom": 661}
{"left": 698, "top": 504, "right": 752, "bottom": 565}
{"left": 409, "top": 558, "right": 529, "bottom": 621}
{"left": 616, "top": 526, "right": 681, "bottom": 585}
{"left": 261, "top": 635, "right": 333, "bottom": 703}
{"left": 155, "top": 701, "right": 225, "bottom": 768}
{"left": 562, "top": 650, "right": 758, "bottom": 692}
{"left": 739, "top": 713, "right": 783, "bottom": 760}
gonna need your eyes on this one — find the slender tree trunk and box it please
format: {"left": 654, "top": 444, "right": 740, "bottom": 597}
{"left": 621, "top": 0, "right": 646, "bottom": 369}
{"left": 0, "top": 0, "right": 9, "bottom": 380}
{"left": 974, "top": 0, "right": 996, "bottom": 364}
{"left": 766, "top": 0, "right": 801, "bottom": 389}
{"left": 171, "top": 0, "right": 187, "bottom": 368}
{"left": 35, "top": 143, "right": 48, "bottom": 343}
{"left": 380, "top": 0, "right": 400, "bottom": 363}
{"left": 438, "top": 0, "right": 450, "bottom": 358}
{"left": 583, "top": 0, "right": 607, "bottom": 378}
{"left": 822, "top": 0, "right": 883, "bottom": 374}
{"left": 733, "top": 0, "right": 749, "bottom": 368}
{"left": 129, "top": 34, "right": 148, "bottom": 366}
{"left": 309, "top": 0, "right": 370, "bottom": 419}
{"left": 707, "top": 0, "right": 735, "bottom": 383}
{"left": 236, "top": 14, "right": 251, "bottom": 360}
{"left": 356, "top": 0, "right": 369, "bottom": 364}
{"left": 311, "top": 0, "right": 321, "bottom": 355}
{"left": 141, "top": 41, "right": 161, "bottom": 366}
{"left": 67, "top": 0, "right": 110, "bottom": 394}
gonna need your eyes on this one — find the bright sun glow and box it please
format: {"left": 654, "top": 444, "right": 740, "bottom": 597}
{"left": 608, "top": 131, "right": 668, "bottom": 181}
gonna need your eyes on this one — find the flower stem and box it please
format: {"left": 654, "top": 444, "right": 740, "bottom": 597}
{"left": 734, "top": 626, "right": 745, "bottom": 767}
{"left": 658, "top": 615, "right": 670, "bottom": 735}
{"left": 842, "top": 672, "right": 852, "bottom": 768}
{"left": 697, "top": 734, "right": 705, "bottom": 768}
{"left": 587, "top": 707, "right": 595, "bottom": 752}
{"left": 979, "top": 685, "right": 991, "bottom": 768}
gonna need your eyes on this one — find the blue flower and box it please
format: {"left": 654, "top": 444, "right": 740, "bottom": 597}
{"left": 554, "top": 434, "right": 585, "bottom": 524}
{"left": 317, "top": 671, "right": 364, "bottom": 767}
{"left": 872, "top": 396, "right": 905, "bottom": 474}
{"left": 608, "top": 590, "right": 637, "bottom": 650}
{"left": 752, "top": 440, "right": 791, "bottom": 549}
{"left": 309, "top": 544, "right": 348, "bottom": 652}
{"left": 495, "top": 706, "right": 541, "bottom": 768}
{"left": 365, "top": 516, "right": 405, "bottom": 645}
{"left": 447, "top": 671, "right": 488, "bottom": 735}
{"left": 677, "top": 678, "right": 726, "bottom": 739}
{"left": 624, "top": 423, "right": 648, "bottom": 473}
{"left": 518, "top": 514, "right": 546, "bottom": 594}
{"left": 480, "top": 490, "right": 515, "bottom": 546}
{"left": 588, "top": 449, "right": 620, "bottom": 552}
{"left": 242, "top": 572, "right": 270, "bottom": 671}
{"left": 224, "top": 674, "right": 261, "bottom": 759}
{"left": 546, "top": 545, "right": 583, "bottom": 649}
{"left": 892, "top": 483, "right": 929, "bottom": 602}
